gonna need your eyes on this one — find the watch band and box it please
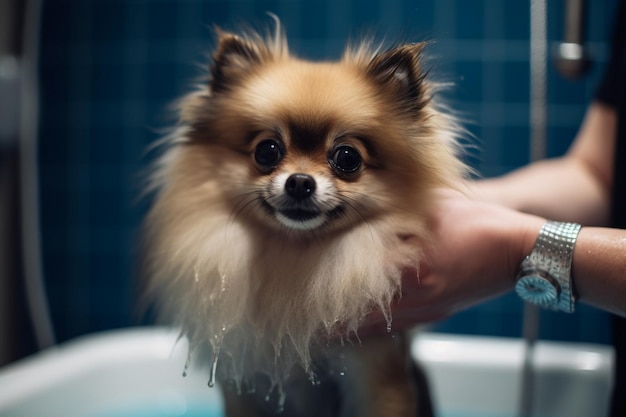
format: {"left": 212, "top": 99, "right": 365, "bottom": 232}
{"left": 516, "top": 221, "right": 582, "bottom": 313}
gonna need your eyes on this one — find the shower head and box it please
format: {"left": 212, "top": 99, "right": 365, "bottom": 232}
{"left": 554, "top": 42, "right": 591, "bottom": 79}
{"left": 553, "top": 0, "right": 591, "bottom": 79}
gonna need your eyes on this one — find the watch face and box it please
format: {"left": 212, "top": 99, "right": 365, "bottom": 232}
{"left": 515, "top": 275, "right": 559, "bottom": 306}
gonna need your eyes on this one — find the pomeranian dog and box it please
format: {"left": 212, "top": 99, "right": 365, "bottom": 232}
{"left": 144, "top": 21, "right": 466, "bottom": 417}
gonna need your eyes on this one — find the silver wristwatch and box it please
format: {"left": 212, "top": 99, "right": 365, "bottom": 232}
{"left": 515, "top": 221, "right": 582, "bottom": 313}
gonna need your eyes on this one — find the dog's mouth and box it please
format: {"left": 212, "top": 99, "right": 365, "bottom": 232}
{"left": 279, "top": 208, "right": 322, "bottom": 222}
{"left": 261, "top": 201, "right": 344, "bottom": 231}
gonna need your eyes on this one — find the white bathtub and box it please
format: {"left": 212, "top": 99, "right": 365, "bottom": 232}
{"left": 412, "top": 332, "right": 613, "bottom": 417}
{"left": 0, "top": 328, "right": 613, "bottom": 417}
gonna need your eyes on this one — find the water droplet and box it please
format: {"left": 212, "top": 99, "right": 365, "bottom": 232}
{"left": 194, "top": 267, "right": 200, "bottom": 283}
{"left": 207, "top": 347, "right": 220, "bottom": 388}
{"left": 220, "top": 274, "right": 227, "bottom": 292}
{"left": 276, "top": 390, "right": 287, "bottom": 413}
{"left": 386, "top": 323, "right": 392, "bottom": 333}
{"left": 182, "top": 348, "right": 192, "bottom": 377}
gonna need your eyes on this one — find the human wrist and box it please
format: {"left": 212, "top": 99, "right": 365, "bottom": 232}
{"left": 510, "top": 214, "right": 545, "bottom": 280}
{"left": 514, "top": 220, "right": 582, "bottom": 312}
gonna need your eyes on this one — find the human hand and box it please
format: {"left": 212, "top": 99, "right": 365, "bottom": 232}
{"left": 360, "top": 187, "right": 544, "bottom": 336}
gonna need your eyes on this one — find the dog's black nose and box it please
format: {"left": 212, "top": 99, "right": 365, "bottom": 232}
{"left": 285, "top": 173, "right": 316, "bottom": 200}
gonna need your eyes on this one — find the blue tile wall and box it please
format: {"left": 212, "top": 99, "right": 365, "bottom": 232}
{"left": 38, "top": 0, "right": 619, "bottom": 344}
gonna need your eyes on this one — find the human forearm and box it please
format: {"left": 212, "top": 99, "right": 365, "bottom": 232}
{"left": 475, "top": 103, "right": 616, "bottom": 226}
{"left": 362, "top": 191, "right": 626, "bottom": 335}
{"left": 477, "top": 157, "right": 610, "bottom": 226}
{"left": 572, "top": 227, "right": 626, "bottom": 316}
{"left": 428, "top": 198, "right": 626, "bottom": 318}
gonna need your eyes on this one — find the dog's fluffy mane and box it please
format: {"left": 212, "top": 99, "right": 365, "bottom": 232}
{"left": 143, "top": 22, "right": 466, "bottom": 392}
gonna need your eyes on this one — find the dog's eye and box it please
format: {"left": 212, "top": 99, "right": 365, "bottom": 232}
{"left": 329, "top": 145, "right": 362, "bottom": 175}
{"left": 254, "top": 139, "right": 284, "bottom": 171}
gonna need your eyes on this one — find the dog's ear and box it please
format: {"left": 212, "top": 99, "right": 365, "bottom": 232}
{"left": 210, "top": 30, "right": 263, "bottom": 93}
{"left": 366, "top": 43, "right": 430, "bottom": 112}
